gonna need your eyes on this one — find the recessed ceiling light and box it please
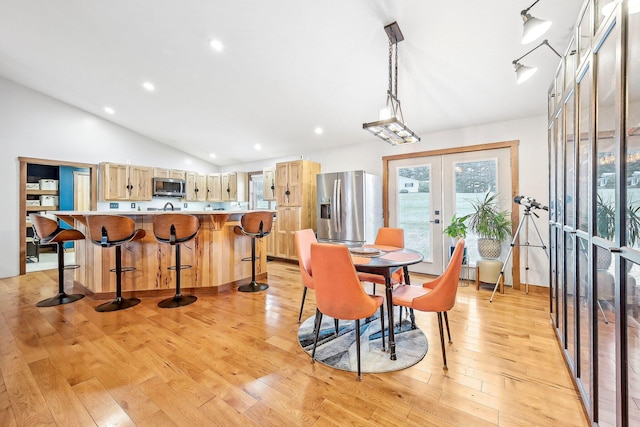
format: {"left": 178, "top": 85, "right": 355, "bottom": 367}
{"left": 142, "top": 81, "right": 155, "bottom": 91}
{"left": 254, "top": 144, "right": 262, "bottom": 151}
{"left": 209, "top": 39, "right": 224, "bottom": 52}
{"left": 104, "top": 106, "right": 115, "bottom": 114}
{"left": 314, "top": 127, "right": 324, "bottom": 135}
{"left": 209, "top": 153, "right": 216, "bottom": 158}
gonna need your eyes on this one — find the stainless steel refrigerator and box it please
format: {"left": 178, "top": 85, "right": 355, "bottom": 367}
{"left": 316, "top": 170, "right": 383, "bottom": 246}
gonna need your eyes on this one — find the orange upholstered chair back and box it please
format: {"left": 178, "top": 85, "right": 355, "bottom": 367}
{"left": 412, "top": 239, "right": 465, "bottom": 312}
{"left": 311, "top": 243, "right": 379, "bottom": 320}
{"left": 295, "top": 229, "right": 316, "bottom": 290}
{"left": 374, "top": 227, "right": 404, "bottom": 249}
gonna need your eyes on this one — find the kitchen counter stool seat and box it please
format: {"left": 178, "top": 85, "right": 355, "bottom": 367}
{"left": 234, "top": 211, "right": 274, "bottom": 293}
{"left": 152, "top": 213, "right": 200, "bottom": 308}
{"left": 29, "top": 213, "right": 86, "bottom": 307}
{"left": 86, "top": 215, "right": 146, "bottom": 312}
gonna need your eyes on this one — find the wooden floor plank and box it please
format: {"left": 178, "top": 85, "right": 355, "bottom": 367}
{"left": 0, "top": 262, "right": 587, "bottom": 426}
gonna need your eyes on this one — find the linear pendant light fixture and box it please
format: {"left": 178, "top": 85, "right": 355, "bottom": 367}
{"left": 521, "top": 0, "right": 552, "bottom": 44}
{"left": 363, "top": 21, "right": 420, "bottom": 145}
{"left": 512, "top": 39, "right": 561, "bottom": 84}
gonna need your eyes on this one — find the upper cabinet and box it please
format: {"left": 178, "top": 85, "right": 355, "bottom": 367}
{"left": 221, "top": 172, "right": 247, "bottom": 202}
{"left": 206, "top": 173, "right": 222, "bottom": 202}
{"left": 153, "top": 168, "right": 185, "bottom": 180}
{"left": 263, "top": 167, "right": 276, "bottom": 201}
{"left": 185, "top": 171, "right": 207, "bottom": 202}
{"left": 100, "top": 162, "right": 152, "bottom": 201}
{"left": 276, "top": 160, "right": 320, "bottom": 207}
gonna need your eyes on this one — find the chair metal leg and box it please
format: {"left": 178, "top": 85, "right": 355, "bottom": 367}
{"left": 334, "top": 318, "right": 339, "bottom": 336}
{"left": 238, "top": 237, "right": 268, "bottom": 292}
{"left": 443, "top": 311, "right": 452, "bottom": 343}
{"left": 311, "top": 309, "right": 323, "bottom": 362}
{"left": 96, "top": 246, "right": 140, "bottom": 312}
{"left": 36, "top": 242, "right": 85, "bottom": 307}
{"left": 298, "top": 287, "right": 308, "bottom": 323}
{"left": 355, "top": 319, "right": 362, "bottom": 381}
{"left": 437, "top": 312, "right": 447, "bottom": 370}
{"left": 597, "top": 299, "right": 609, "bottom": 324}
{"left": 379, "top": 304, "right": 386, "bottom": 351}
{"left": 158, "top": 244, "right": 197, "bottom": 308}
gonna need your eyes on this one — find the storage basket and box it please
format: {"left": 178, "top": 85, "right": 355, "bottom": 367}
{"left": 26, "top": 183, "right": 39, "bottom": 190}
{"left": 39, "top": 179, "right": 58, "bottom": 190}
{"left": 26, "top": 200, "right": 41, "bottom": 206}
{"left": 39, "top": 195, "right": 59, "bottom": 206}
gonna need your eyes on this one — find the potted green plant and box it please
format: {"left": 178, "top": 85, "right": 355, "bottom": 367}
{"left": 444, "top": 213, "right": 470, "bottom": 264}
{"left": 467, "top": 192, "right": 512, "bottom": 259}
{"left": 596, "top": 194, "right": 640, "bottom": 269}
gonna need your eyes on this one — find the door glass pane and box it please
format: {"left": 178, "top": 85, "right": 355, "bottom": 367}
{"left": 596, "top": 0, "right": 615, "bottom": 30}
{"left": 578, "top": 66, "right": 592, "bottom": 231}
{"left": 556, "top": 110, "right": 565, "bottom": 224}
{"left": 250, "top": 174, "right": 270, "bottom": 210}
{"left": 566, "top": 93, "right": 576, "bottom": 229}
{"left": 626, "top": 10, "right": 640, "bottom": 249}
{"left": 578, "top": 2, "right": 592, "bottom": 64}
{"left": 566, "top": 233, "right": 576, "bottom": 367}
{"left": 596, "top": 245, "right": 616, "bottom": 426}
{"left": 577, "top": 237, "right": 591, "bottom": 409}
{"left": 558, "top": 229, "right": 565, "bottom": 345}
{"left": 551, "top": 228, "right": 557, "bottom": 323}
{"left": 455, "top": 160, "right": 497, "bottom": 265}
{"left": 595, "top": 25, "right": 617, "bottom": 241}
{"left": 565, "top": 39, "right": 576, "bottom": 88}
{"left": 627, "top": 259, "right": 640, "bottom": 425}
{"left": 397, "top": 166, "right": 431, "bottom": 262}
{"left": 550, "top": 122, "right": 557, "bottom": 223}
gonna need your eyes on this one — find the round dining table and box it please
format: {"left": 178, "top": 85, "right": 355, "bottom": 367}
{"left": 350, "top": 246, "right": 424, "bottom": 360}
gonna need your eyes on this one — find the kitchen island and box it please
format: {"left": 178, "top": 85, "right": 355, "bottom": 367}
{"left": 52, "top": 210, "right": 275, "bottom": 299}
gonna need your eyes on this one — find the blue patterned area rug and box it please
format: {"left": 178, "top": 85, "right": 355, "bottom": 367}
{"left": 297, "top": 311, "right": 428, "bottom": 373}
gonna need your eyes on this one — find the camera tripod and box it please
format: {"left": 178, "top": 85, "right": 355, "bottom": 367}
{"left": 490, "top": 205, "right": 549, "bottom": 302}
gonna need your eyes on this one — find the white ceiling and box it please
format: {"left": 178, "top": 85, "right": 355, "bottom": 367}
{"left": 0, "top": 0, "right": 585, "bottom": 166}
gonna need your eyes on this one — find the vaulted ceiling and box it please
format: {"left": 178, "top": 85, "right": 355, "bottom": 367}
{"left": 0, "top": 1, "right": 584, "bottom": 166}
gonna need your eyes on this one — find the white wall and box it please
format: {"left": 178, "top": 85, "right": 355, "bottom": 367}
{"left": 0, "top": 75, "right": 551, "bottom": 286}
{"left": 228, "top": 115, "right": 551, "bottom": 287}
{"left": 0, "top": 77, "right": 217, "bottom": 278}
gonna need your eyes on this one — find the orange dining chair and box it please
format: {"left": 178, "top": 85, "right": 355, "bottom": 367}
{"left": 310, "top": 242, "right": 385, "bottom": 380}
{"left": 357, "top": 227, "right": 406, "bottom": 293}
{"left": 392, "top": 238, "right": 465, "bottom": 370}
{"left": 295, "top": 228, "right": 317, "bottom": 322}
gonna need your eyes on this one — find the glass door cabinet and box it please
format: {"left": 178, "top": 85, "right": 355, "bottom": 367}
{"left": 549, "top": 1, "right": 640, "bottom": 425}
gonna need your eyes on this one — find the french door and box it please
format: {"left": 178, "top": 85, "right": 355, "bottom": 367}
{"left": 387, "top": 146, "right": 513, "bottom": 277}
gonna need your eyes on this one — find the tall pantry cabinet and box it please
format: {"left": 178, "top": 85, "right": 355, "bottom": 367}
{"left": 274, "top": 160, "right": 320, "bottom": 260}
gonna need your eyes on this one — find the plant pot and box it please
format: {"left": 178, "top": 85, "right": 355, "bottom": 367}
{"left": 477, "top": 238, "right": 501, "bottom": 259}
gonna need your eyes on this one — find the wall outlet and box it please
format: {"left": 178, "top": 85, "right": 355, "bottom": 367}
{"left": 131, "top": 203, "right": 136, "bottom": 209}
{"left": 183, "top": 203, "right": 188, "bottom": 208}
{"left": 109, "top": 202, "right": 119, "bottom": 209}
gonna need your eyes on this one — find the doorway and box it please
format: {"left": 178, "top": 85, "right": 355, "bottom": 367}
{"left": 383, "top": 141, "right": 520, "bottom": 285}
{"left": 19, "top": 157, "right": 97, "bottom": 275}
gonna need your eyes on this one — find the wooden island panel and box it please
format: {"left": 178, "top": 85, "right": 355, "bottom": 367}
{"left": 58, "top": 212, "right": 269, "bottom": 298}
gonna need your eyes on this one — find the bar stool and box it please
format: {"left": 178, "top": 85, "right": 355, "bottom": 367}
{"left": 86, "top": 215, "right": 146, "bottom": 312}
{"left": 234, "top": 211, "right": 273, "bottom": 292}
{"left": 152, "top": 213, "right": 200, "bottom": 308}
{"left": 29, "top": 213, "right": 85, "bottom": 307}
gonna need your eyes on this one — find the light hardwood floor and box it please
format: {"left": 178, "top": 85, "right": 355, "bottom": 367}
{"left": 0, "top": 261, "right": 587, "bottom": 426}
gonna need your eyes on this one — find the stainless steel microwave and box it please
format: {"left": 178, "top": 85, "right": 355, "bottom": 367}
{"left": 152, "top": 177, "right": 186, "bottom": 198}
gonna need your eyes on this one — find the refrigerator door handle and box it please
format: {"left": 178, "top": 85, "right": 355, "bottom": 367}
{"left": 333, "top": 179, "right": 342, "bottom": 232}
{"left": 336, "top": 178, "right": 342, "bottom": 232}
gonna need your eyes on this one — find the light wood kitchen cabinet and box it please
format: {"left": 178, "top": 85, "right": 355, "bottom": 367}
{"left": 153, "top": 168, "right": 185, "bottom": 179}
{"left": 206, "top": 173, "right": 222, "bottom": 202}
{"left": 273, "top": 160, "right": 320, "bottom": 260}
{"left": 221, "top": 172, "right": 247, "bottom": 202}
{"left": 100, "top": 162, "right": 152, "bottom": 201}
{"left": 263, "top": 166, "right": 276, "bottom": 201}
{"left": 275, "top": 206, "right": 302, "bottom": 260}
{"left": 265, "top": 216, "right": 277, "bottom": 257}
{"left": 185, "top": 171, "right": 207, "bottom": 201}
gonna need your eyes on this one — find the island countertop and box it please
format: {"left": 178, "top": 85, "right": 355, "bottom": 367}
{"left": 51, "top": 210, "right": 274, "bottom": 299}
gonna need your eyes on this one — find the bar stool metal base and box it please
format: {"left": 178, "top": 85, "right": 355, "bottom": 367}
{"left": 36, "top": 292, "right": 84, "bottom": 307}
{"left": 95, "top": 296, "right": 141, "bottom": 312}
{"left": 158, "top": 294, "right": 197, "bottom": 308}
{"left": 238, "top": 281, "right": 269, "bottom": 292}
